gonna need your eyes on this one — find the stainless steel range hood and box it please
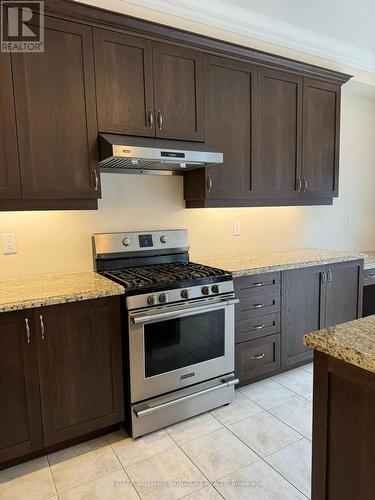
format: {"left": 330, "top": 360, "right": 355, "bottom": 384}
{"left": 99, "top": 134, "right": 223, "bottom": 175}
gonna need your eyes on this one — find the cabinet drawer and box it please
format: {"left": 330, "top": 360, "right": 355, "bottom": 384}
{"left": 364, "top": 269, "right": 375, "bottom": 287}
{"left": 234, "top": 272, "right": 280, "bottom": 298}
{"left": 236, "top": 292, "right": 280, "bottom": 321}
{"left": 236, "top": 313, "right": 280, "bottom": 343}
{"left": 235, "top": 334, "right": 280, "bottom": 383}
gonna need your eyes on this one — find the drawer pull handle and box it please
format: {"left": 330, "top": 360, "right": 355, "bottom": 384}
{"left": 251, "top": 303, "right": 264, "bottom": 309}
{"left": 252, "top": 282, "right": 264, "bottom": 287}
{"left": 253, "top": 324, "right": 265, "bottom": 330}
{"left": 367, "top": 273, "right": 375, "bottom": 278}
{"left": 251, "top": 353, "right": 265, "bottom": 360}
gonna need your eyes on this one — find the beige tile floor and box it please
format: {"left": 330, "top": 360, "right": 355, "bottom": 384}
{"left": 0, "top": 364, "right": 313, "bottom": 500}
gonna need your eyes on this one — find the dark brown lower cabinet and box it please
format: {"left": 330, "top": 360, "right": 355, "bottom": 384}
{"left": 312, "top": 351, "right": 375, "bottom": 500}
{"left": 282, "top": 265, "right": 325, "bottom": 368}
{"left": 35, "top": 298, "right": 124, "bottom": 447}
{"left": 0, "top": 311, "right": 43, "bottom": 464}
{"left": 235, "top": 261, "right": 363, "bottom": 384}
{"left": 282, "top": 260, "right": 363, "bottom": 369}
{"left": 0, "top": 297, "right": 124, "bottom": 466}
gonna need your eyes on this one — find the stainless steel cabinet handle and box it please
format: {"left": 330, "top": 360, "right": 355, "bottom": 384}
{"left": 157, "top": 110, "right": 163, "bottom": 130}
{"left": 368, "top": 273, "right": 375, "bottom": 278}
{"left": 251, "top": 303, "right": 264, "bottom": 309}
{"left": 253, "top": 324, "right": 265, "bottom": 330}
{"left": 94, "top": 169, "right": 99, "bottom": 191}
{"left": 321, "top": 271, "right": 326, "bottom": 285}
{"left": 302, "top": 176, "right": 308, "bottom": 192}
{"left": 252, "top": 282, "right": 264, "bottom": 287}
{"left": 133, "top": 376, "right": 239, "bottom": 418}
{"left": 297, "top": 177, "right": 302, "bottom": 192}
{"left": 327, "top": 269, "right": 333, "bottom": 283}
{"left": 207, "top": 175, "right": 213, "bottom": 193}
{"left": 251, "top": 353, "right": 265, "bottom": 360}
{"left": 25, "top": 318, "right": 31, "bottom": 344}
{"left": 39, "top": 315, "right": 45, "bottom": 340}
{"left": 148, "top": 109, "right": 154, "bottom": 128}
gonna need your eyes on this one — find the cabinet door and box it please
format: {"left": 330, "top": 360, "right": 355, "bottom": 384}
{"left": 11, "top": 16, "right": 100, "bottom": 200}
{"left": 0, "top": 311, "right": 43, "bottom": 464}
{"left": 35, "top": 298, "right": 124, "bottom": 447}
{"left": 325, "top": 261, "right": 362, "bottom": 328}
{"left": 153, "top": 42, "right": 204, "bottom": 141}
{"left": 282, "top": 266, "right": 325, "bottom": 368}
{"left": 94, "top": 29, "right": 154, "bottom": 136}
{"left": 203, "top": 56, "right": 257, "bottom": 200}
{"left": 258, "top": 68, "right": 303, "bottom": 200}
{"left": 0, "top": 53, "right": 21, "bottom": 199}
{"left": 302, "top": 79, "right": 340, "bottom": 199}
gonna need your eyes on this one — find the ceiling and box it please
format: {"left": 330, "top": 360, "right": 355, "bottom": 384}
{"left": 225, "top": 0, "right": 375, "bottom": 52}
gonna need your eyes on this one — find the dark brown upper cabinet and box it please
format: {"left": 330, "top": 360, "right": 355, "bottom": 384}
{"left": 258, "top": 68, "right": 303, "bottom": 201}
{"left": 0, "top": 310, "right": 43, "bottom": 465}
{"left": 10, "top": 16, "right": 100, "bottom": 205}
{"left": 152, "top": 42, "right": 204, "bottom": 141}
{"left": 94, "top": 31, "right": 204, "bottom": 142}
{"left": 302, "top": 78, "right": 340, "bottom": 199}
{"left": 0, "top": 53, "right": 21, "bottom": 200}
{"left": 94, "top": 29, "right": 154, "bottom": 136}
{"left": 184, "top": 56, "right": 257, "bottom": 206}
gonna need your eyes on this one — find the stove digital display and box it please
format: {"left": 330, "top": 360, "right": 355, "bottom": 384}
{"left": 138, "top": 234, "right": 153, "bottom": 248}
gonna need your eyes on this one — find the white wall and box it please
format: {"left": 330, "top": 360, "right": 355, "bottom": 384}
{"left": 0, "top": 6, "right": 375, "bottom": 279}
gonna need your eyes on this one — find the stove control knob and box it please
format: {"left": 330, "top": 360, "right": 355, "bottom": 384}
{"left": 202, "top": 286, "right": 210, "bottom": 296}
{"left": 122, "top": 237, "right": 130, "bottom": 247}
{"left": 160, "top": 235, "right": 168, "bottom": 244}
{"left": 181, "top": 289, "right": 189, "bottom": 299}
{"left": 211, "top": 285, "right": 220, "bottom": 294}
{"left": 147, "top": 295, "right": 156, "bottom": 306}
{"left": 159, "top": 292, "right": 168, "bottom": 303}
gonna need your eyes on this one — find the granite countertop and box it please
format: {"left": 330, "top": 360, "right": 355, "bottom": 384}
{"left": 304, "top": 315, "right": 375, "bottom": 373}
{"left": 0, "top": 272, "right": 125, "bottom": 313}
{"left": 196, "top": 248, "right": 362, "bottom": 277}
{"left": 363, "top": 251, "right": 375, "bottom": 270}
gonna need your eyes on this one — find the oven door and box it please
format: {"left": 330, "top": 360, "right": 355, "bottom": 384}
{"left": 128, "top": 296, "right": 237, "bottom": 403}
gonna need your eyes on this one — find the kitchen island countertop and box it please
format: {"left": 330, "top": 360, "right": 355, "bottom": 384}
{"left": 0, "top": 272, "right": 125, "bottom": 313}
{"left": 304, "top": 315, "right": 375, "bottom": 373}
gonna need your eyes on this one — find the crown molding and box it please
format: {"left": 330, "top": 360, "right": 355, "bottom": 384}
{"left": 121, "top": 0, "right": 375, "bottom": 73}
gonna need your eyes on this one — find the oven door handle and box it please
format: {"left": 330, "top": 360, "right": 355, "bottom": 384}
{"left": 131, "top": 298, "right": 239, "bottom": 325}
{"left": 133, "top": 376, "right": 239, "bottom": 418}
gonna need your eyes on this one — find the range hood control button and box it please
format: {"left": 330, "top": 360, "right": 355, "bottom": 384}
{"left": 181, "top": 289, "right": 189, "bottom": 299}
{"left": 160, "top": 235, "right": 168, "bottom": 244}
{"left": 147, "top": 295, "right": 156, "bottom": 305}
{"left": 211, "top": 285, "right": 220, "bottom": 294}
{"left": 122, "top": 237, "right": 130, "bottom": 247}
{"left": 202, "top": 286, "right": 210, "bottom": 295}
{"left": 159, "top": 293, "right": 168, "bottom": 303}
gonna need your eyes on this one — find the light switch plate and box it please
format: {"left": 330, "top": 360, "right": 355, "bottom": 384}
{"left": 233, "top": 221, "right": 241, "bottom": 236}
{"left": 1, "top": 233, "right": 17, "bottom": 254}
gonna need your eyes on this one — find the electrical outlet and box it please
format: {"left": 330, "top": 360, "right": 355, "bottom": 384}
{"left": 1, "top": 233, "right": 17, "bottom": 254}
{"left": 233, "top": 221, "right": 241, "bottom": 236}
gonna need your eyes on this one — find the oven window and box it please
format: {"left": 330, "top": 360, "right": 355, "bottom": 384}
{"left": 144, "top": 309, "right": 225, "bottom": 378}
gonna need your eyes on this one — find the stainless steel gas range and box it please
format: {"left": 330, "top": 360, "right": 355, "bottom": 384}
{"left": 93, "top": 229, "right": 238, "bottom": 437}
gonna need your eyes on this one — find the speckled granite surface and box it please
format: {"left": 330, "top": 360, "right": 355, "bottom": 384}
{"left": 0, "top": 272, "right": 124, "bottom": 313}
{"left": 363, "top": 251, "right": 375, "bottom": 270}
{"left": 196, "top": 248, "right": 362, "bottom": 277}
{"left": 304, "top": 315, "right": 375, "bottom": 373}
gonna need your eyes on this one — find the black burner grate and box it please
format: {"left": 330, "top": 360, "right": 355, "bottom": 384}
{"left": 103, "top": 262, "right": 226, "bottom": 290}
